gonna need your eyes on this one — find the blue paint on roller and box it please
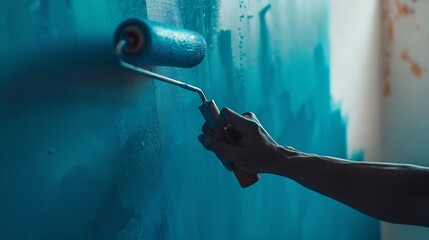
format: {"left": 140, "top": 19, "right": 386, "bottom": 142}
{"left": 114, "top": 18, "right": 207, "bottom": 68}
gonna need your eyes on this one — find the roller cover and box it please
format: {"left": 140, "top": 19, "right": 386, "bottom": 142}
{"left": 114, "top": 18, "right": 207, "bottom": 68}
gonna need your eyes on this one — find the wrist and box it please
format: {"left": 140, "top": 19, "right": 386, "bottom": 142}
{"left": 266, "top": 145, "right": 303, "bottom": 176}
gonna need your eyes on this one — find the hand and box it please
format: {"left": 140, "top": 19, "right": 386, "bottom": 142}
{"left": 198, "top": 108, "right": 284, "bottom": 174}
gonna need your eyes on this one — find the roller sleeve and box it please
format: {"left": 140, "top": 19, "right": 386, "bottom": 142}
{"left": 114, "top": 18, "right": 207, "bottom": 68}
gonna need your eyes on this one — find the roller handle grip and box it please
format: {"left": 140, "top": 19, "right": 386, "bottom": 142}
{"left": 199, "top": 100, "right": 260, "bottom": 188}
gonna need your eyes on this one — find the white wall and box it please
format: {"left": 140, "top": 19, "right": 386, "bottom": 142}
{"left": 331, "top": 0, "right": 429, "bottom": 239}
{"left": 380, "top": 0, "right": 429, "bottom": 239}
{"left": 330, "top": 0, "right": 382, "bottom": 162}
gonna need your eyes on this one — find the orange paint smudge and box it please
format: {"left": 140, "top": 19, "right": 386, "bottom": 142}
{"left": 395, "top": 0, "right": 415, "bottom": 19}
{"left": 383, "top": 65, "right": 390, "bottom": 80}
{"left": 381, "top": 9, "right": 389, "bottom": 21}
{"left": 382, "top": 50, "right": 391, "bottom": 58}
{"left": 401, "top": 49, "right": 423, "bottom": 78}
{"left": 383, "top": 81, "right": 392, "bottom": 97}
{"left": 415, "top": 24, "right": 420, "bottom": 31}
{"left": 387, "top": 20, "right": 394, "bottom": 43}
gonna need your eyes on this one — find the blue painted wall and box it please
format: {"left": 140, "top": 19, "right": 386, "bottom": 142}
{"left": 0, "top": 0, "right": 379, "bottom": 239}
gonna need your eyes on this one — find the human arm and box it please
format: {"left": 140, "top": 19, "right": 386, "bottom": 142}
{"left": 198, "top": 107, "right": 429, "bottom": 227}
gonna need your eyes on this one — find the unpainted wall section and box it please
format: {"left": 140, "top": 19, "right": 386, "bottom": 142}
{"left": 330, "top": 0, "right": 382, "bottom": 162}
{"left": 380, "top": 0, "right": 429, "bottom": 239}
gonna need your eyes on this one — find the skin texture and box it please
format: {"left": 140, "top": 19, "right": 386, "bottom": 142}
{"left": 198, "top": 107, "right": 429, "bottom": 227}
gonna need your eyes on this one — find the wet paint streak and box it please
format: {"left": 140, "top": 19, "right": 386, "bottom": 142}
{"left": 401, "top": 49, "right": 423, "bottom": 78}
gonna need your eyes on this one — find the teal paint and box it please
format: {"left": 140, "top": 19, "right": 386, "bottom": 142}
{"left": 0, "top": 0, "right": 379, "bottom": 239}
{"left": 114, "top": 18, "right": 207, "bottom": 68}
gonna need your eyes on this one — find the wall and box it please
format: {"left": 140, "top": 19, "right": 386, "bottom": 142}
{"left": 0, "top": 0, "right": 379, "bottom": 239}
{"left": 330, "top": 0, "right": 382, "bottom": 162}
{"left": 380, "top": 0, "right": 429, "bottom": 239}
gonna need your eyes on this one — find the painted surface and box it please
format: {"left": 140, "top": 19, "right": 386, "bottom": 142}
{"left": 380, "top": 0, "right": 429, "bottom": 239}
{"left": 0, "top": 0, "right": 379, "bottom": 239}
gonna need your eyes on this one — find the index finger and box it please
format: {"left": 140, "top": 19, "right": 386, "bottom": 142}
{"left": 215, "top": 108, "right": 252, "bottom": 136}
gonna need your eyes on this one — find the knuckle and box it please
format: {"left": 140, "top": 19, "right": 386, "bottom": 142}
{"left": 249, "top": 112, "right": 260, "bottom": 122}
{"left": 206, "top": 139, "right": 215, "bottom": 150}
{"left": 202, "top": 136, "right": 213, "bottom": 149}
{"left": 244, "top": 112, "right": 256, "bottom": 118}
{"left": 220, "top": 107, "right": 231, "bottom": 116}
{"left": 247, "top": 119, "right": 260, "bottom": 129}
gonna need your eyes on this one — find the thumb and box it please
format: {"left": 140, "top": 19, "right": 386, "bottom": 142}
{"left": 198, "top": 134, "right": 236, "bottom": 158}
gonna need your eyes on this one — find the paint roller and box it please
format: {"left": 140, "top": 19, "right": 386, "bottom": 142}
{"left": 114, "top": 18, "right": 259, "bottom": 188}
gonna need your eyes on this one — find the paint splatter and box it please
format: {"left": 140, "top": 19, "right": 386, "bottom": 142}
{"left": 382, "top": 50, "right": 391, "bottom": 80}
{"left": 395, "top": 0, "right": 415, "bottom": 20}
{"left": 401, "top": 49, "right": 423, "bottom": 78}
{"left": 383, "top": 63, "right": 390, "bottom": 80}
{"left": 415, "top": 24, "right": 420, "bottom": 31}
{"left": 383, "top": 81, "right": 392, "bottom": 97}
{"left": 381, "top": 9, "right": 389, "bottom": 21}
{"left": 382, "top": 50, "right": 391, "bottom": 58}
{"left": 387, "top": 20, "right": 394, "bottom": 43}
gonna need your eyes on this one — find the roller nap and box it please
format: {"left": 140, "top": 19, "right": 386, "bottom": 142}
{"left": 114, "top": 18, "right": 207, "bottom": 68}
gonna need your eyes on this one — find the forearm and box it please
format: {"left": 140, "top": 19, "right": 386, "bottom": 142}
{"left": 199, "top": 107, "right": 429, "bottom": 226}
{"left": 270, "top": 146, "right": 429, "bottom": 226}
